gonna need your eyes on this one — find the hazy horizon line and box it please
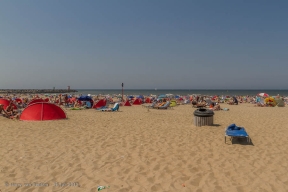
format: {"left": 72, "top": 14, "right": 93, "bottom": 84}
{"left": 75, "top": 88, "right": 288, "bottom": 90}
{"left": 1, "top": 88, "right": 287, "bottom": 90}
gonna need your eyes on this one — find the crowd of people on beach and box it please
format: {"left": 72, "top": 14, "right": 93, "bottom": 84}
{"left": 0, "top": 93, "right": 287, "bottom": 120}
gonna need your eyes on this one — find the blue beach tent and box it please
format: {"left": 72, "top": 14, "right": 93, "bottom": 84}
{"left": 137, "top": 95, "right": 144, "bottom": 99}
{"left": 77, "top": 96, "right": 92, "bottom": 101}
{"left": 77, "top": 96, "right": 93, "bottom": 108}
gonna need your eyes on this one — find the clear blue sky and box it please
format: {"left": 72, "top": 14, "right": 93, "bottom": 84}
{"left": 1, "top": 0, "right": 287, "bottom": 89}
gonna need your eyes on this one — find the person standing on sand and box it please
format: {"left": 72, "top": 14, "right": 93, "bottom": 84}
{"left": 58, "top": 94, "right": 62, "bottom": 105}
{"left": 64, "top": 94, "right": 68, "bottom": 106}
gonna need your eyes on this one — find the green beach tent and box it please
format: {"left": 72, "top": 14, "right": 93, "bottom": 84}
{"left": 274, "top": 97, "right": 285, "bottom": 107}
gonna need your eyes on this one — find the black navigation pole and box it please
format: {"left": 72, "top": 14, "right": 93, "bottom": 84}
{"left": 122, "top": 83, "right": 124, "bottom": 102}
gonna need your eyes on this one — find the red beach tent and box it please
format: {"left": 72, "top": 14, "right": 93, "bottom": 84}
{"left": 28, "top": 98, "right": 45, "bottom": 106}
{"left": 145, "top": 97, "right": 152, "bottom": 103}
{"left": 92, "top": 99, "right": 107, "bottom": 109}
{"left": 123, "top": 100, "right": 132, "bottom": 106}
{"left": 20, "top": 102, "right": 67, "bottom": 121}
{"left": 0, "top": 98, "right": 17, "bottom": 110}
{"left": 133, "top": 98, "right": 142, "bottom": 105}
{"left": 15, "top": 98, "right": 23, "bottom": 104}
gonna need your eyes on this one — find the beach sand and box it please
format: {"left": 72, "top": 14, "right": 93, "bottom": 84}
{"left": 1, "top": 103, "right": 288, "bottom": 192}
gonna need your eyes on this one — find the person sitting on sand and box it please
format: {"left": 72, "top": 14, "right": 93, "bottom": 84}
{"left": 212, "top": 103, "right": 221, "bottom": 111}
{"left": 191, "top": 100, "right": 197, "bottom": 107}
{"left": 228, "top": 97, "right": 238, "bottom": 105}
{"left": 196, "top": 100, "right": 207, "bottom": 108}
{"left": 208, "top": 102, "right": 215, "bottom": 109}
{"left": 0, "top": 104, "right": 9, "bottom": 117}
{"left": 6, "top": 102, "right": 17, "bottom": 116}
{"left": 22, "top": 98, "right": 28, "bottom": 108}
{"left": 0, "top": 104, "right": 20, "bottom": 119}
{"left": 74, "top": 100, "right": 81, "bottom": 108}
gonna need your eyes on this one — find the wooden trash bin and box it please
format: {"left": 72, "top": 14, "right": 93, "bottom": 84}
{"left": 194, "top": 108, "right": 214, "bottom": 127}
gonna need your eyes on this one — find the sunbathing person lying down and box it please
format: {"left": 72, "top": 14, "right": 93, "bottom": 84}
{"left": 210, "top": 103, "right": 221, "bottom": 111}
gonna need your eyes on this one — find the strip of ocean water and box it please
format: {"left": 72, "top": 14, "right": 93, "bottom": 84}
{"left": 76, "top": 89, "right": 288, "bottom": 96}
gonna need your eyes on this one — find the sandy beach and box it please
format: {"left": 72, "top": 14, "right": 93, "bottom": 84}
{"left": 1, "top": 103, "right": 288, "bottom": 192}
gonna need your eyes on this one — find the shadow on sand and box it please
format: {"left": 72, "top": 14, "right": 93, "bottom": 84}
{"left": 225, "top": 137, "right": 254, "bottom": 146}
{"left": 211, "top": 124, "right": 221, "bottom": 127}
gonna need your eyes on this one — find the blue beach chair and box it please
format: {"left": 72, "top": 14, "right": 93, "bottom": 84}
{"left": 225, "top": 124, "right": 250, "bottom": 144}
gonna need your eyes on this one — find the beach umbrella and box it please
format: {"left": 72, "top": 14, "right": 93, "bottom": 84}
{"left": 265, "top": 97, "right": 276, "bottom": 106}
{"left": 137, "top": 95, "right": 144, "bottom": 99}
{"left": 158, "top": 94, "right": 167, "bottom": 98}
{"left": 15, "top": 98, "right": 23, "bottom": 104}
{"left": 0, "top": 98, "right": 18, "bottom": 110}
{"left": 166, "top": 94, "right": 174, "bottom": 98}
{"left": 212, "top": 96, "right": 218, "bottom": 100}
{"left": 77, "top": 96, "right": 92, "bottom": 101}
{"left": 28, "top": 98, "right": 45, "bottom": 106}
{"left": 257, "top": 93, "right": 269, "bottom": 97}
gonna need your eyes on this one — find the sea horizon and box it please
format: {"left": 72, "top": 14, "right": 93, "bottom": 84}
{"left": 74, "top": 89, "right": 288, "bottom": 97}
{"left": 1, "top": 88, "right": 287, "bottom": 96}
